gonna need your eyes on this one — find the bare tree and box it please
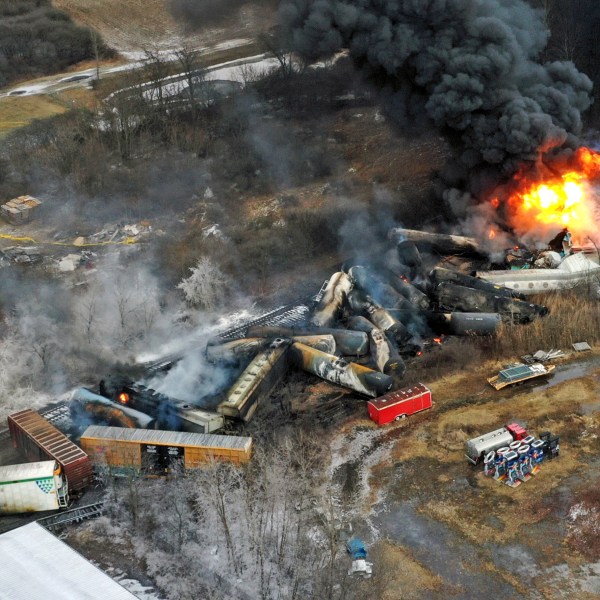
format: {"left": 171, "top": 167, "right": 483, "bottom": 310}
{"left": 77, "top": 297, "right": 97, "bottom": 344}
{"left": 143, "top": 48, "right": 172, "bottom": 111}
{"left": 177, "top": 257, "right": 231, "bottom": 310}
{"left": 258, "top": 30, "right": 297, "bottom": 79}
{"left": 175, "top": 44, "right": 207, "bottom": 116}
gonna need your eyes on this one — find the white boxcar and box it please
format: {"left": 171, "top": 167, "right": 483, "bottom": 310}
{"left": 0, "top": 461, "right": 69, "bottom": 514}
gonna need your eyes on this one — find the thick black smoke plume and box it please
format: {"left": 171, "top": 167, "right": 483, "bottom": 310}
{"left": 279, "top": 0, "right": 593, "bottom": 212}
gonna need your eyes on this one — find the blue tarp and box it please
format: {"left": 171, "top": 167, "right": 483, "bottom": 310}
{"left": 346, "top": 538, "right": 367, "bottom": 560}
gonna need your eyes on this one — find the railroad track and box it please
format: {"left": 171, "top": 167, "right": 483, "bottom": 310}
{"left": 214, "top": 303, "right": 312, "bottom": 342}
{"left": 143, "top": 300, "right": 316, "bottom": 375}
{"left": 37, "top": 502, "right": 105, "bottom": 531}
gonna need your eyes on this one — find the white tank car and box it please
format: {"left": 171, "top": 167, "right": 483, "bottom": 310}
{"left": 0, "top": 460, "right": 69, "bottom": 514}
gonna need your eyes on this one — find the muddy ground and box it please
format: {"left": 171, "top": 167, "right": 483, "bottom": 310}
{"left": 327, "top": 349, "right": 600, "bottom": 599}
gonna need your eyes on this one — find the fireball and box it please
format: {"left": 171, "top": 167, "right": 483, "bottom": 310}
{"left": 503, "top": 147, "right": 600, "bottom": 243}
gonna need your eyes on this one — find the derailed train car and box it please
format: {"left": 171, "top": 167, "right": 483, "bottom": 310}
{"left": 434, "top": 282, "right": 548, "bottom": 323}
{"left": 8, "top": 409, "right": 94, "bottom": 494}
{"left": 288, "top": 342, "right": 393, "bottom": 398}
{"left": 70, "top": 388, "right": 155, "bottom": 429}
{"left": 0, "top": 461, "right": 69, "bottom": 514}
{"left": 80, "top": 426, "right": 252, "bottom": 474}
{"left": 217, "top": 338, "right": 291, "bottom": 422}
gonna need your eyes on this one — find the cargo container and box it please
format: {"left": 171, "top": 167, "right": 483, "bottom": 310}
{"left": 8, "top": 409, "right": 93, "bottom": 493}
{"left": 0, "top": 461, "right": 69, "bottom": 514}
{"left": 80, "top": 426, "right": 252, "bottom": 475}
{"left": 367, "top": 384, "right": 432, "bottom": 425}
{"left": 487, "top": 363, "right": 555, "bottom": 390}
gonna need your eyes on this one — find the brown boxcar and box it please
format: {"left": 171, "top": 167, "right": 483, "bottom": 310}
{"left": 7, "top": 409, "right": 93, "bottom": 493}
{"left": 80, "top": 426, "right": 252, "bottom": 475}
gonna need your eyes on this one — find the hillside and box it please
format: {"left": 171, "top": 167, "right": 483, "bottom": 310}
{"left": 53, "top": 0, "right": 278, "bottom": 52}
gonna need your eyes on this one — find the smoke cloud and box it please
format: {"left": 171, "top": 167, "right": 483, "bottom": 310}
{"left": 280, "top": 0, "right": 593, "bottom": 212}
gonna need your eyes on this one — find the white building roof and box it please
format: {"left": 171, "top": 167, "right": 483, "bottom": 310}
{"left": 0, "top": 522, "right": 139, "bottom": 600}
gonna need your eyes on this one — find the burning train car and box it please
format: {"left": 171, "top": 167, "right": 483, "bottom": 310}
{"left": 70, "top": 388, "right": 155, "bottom": 429}
{"left": 99, "top": 381, "right": 225, "bottom": 434}
{"left": 8, "top": 409, "right": 93, "bottom": 494}
{"left": 80, "top": 426, "right": 252, "bottom": 474}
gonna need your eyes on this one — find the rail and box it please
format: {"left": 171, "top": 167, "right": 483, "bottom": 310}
{"left": 143, "top": 302, "right": 313, "bottom": 375}
{"left": 214, "top": 303, "right": 311, "bottom": 342}
{"left": 37, "top": 502, "right": 105, "bottom": 531}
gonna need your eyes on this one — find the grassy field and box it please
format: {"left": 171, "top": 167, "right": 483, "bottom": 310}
{"left": 0, "top": 96, "right": 68, "bottom": 138}
{"left": 54, "top": 0, "right": 277, "bottom": 51}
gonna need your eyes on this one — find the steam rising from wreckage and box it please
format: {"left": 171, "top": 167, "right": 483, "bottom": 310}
{"left": 92, "top": 224, "right": 593, "bottom": 436}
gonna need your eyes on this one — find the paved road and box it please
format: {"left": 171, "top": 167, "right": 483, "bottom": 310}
{"left": 0, "top": 38, "right": 262, "bottom": 99}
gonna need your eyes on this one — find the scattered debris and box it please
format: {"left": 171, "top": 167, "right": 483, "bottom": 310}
{"left": 521, "top": 349, "right": 565, "bottom": 364}
{"left": 0, "top": 246, "right": 43, "bottom": 265}
{"left": 573, "top": 342, "right": 592, "bottom": 352}
{"left": 56, "top": 251, "right": 95, "bottom": 272}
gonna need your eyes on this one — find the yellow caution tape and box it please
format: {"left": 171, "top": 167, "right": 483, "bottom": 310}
{"left": 0, "top": 233, "right": 36, "bottom": 243}
{"left": 0, "top": 233, "right": 137, "bottom": 247}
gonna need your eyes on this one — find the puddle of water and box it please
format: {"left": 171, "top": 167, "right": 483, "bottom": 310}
{"left": 580, "top": 399, "right": 600, "bottom": 415}
{"left": 531, "top": 363, "right": 590, "bottom": 391}
{"left": 487, "top": 543, "right": 539, "bottom": 582}
{"left": 374, "top": 501, "right": 518, "bottom": 598}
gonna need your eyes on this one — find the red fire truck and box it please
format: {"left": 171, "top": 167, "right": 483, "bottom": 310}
{"left": 367, "top": 383, "right": 432, "bottom": 425}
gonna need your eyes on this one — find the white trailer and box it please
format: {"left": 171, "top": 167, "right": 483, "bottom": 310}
{"left": 0, "top": 461, "right": 69, "bottom": 514}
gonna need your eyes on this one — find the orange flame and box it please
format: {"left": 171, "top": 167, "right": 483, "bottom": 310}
{"left": 505, "top": 147, "right": 600, "bottom": 241}
{"left": 118, "top": 392, "right": 129, "bottom": 404}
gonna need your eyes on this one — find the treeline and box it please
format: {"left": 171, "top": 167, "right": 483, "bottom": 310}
{"left": 0, "top": 0, "right": 113, "bottom": 88}
{"left": 532, "top": 0, "right": 600, "bottom": 124}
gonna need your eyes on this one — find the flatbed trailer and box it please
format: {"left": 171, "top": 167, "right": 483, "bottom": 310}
{"left": 487, "top": 363, "right": 555, "bottom": 390}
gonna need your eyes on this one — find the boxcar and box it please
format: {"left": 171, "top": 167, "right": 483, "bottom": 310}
{"left": 0, "top": 460, "right": 69, "bottom": 514}
{"left": 8, "top": 409, "right": 93, "bottom": 493}
{"left": 80, "top": 426, "right": 252, "bottom": 476}
{"left": 367, "top": 384, "right": 432, "bottom": 425}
